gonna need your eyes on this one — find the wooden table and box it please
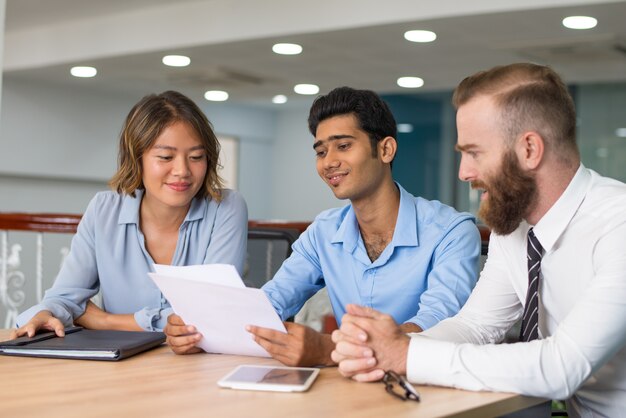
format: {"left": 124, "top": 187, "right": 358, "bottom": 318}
{"left": 0, "top": 330, "right": 544, "bottom": 417}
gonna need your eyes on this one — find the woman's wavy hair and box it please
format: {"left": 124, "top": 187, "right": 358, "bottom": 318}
{"left": 109, "top": 91, "right": 224, "bottom": 201}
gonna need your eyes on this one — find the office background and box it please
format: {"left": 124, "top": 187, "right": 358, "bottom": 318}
{"left": 0, "top": 0, "right": 625, "bottom": 329}
{"left": 1, "top": 0, "right": 625, "bottom": 221}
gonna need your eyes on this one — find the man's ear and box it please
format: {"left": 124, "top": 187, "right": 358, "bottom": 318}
{"left": 517, "top": 131, "right": 544, "bottom": 170}
{"left": 379, "top": 136, "right": 397, "bottom": 164}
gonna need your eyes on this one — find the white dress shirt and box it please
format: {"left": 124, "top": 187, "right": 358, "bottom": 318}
{"left": 406, "top": 165, "right": 626, "bottom": 418}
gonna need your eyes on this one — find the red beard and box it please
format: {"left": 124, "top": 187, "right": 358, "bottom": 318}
{"left": 473, "top": 149, "right": 537, "bottom": 235}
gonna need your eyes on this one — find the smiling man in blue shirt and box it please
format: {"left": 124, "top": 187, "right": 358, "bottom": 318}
{"left": 166, "top": 86, "right": 480, "bottom": 365}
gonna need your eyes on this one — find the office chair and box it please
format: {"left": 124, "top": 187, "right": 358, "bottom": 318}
{"left": 243, "top": 227, "right": 300, "bottom": 289}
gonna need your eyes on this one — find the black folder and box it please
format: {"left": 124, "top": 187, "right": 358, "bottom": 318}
{"left": 0, "top": 327, "right": 165, "bottom": 361}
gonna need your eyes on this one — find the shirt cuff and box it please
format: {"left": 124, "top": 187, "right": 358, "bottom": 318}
{"left": 134, "top": 307, "right": 163, "bottom": 331}
{"left": 408, "top": 312, "right": 440, "bottom": 331}
{"left": 16, "top": 302, "right": 74, "bottom": 328}
{"left": 406, "top": 334, "right": 456, "bottom": 385}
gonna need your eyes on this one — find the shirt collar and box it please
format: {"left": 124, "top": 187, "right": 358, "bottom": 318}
{"left": 186, "top": 195, "right": 207, "bottom": 221}
{"left": 118, "top": 189, "right": 143, "bottom": 225}
{"left": 331, "top": 183, "right": 419, "bottom": 251}
{"left": 118, "top": 189, "right": 207, "bottom": 225}
{"left": 532, "top": 164, "right": 590, "bottom": 253}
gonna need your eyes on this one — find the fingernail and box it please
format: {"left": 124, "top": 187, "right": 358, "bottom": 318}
{"left": 359, "top": 333, "right": 367, "bottom": 342}
{"left": 367, "top": 358, "right": 376, "bottom": 366}
{"left": 187, "top": 326, "right": 195, "bottom": 333}
{"left": 364, "top": 349, "right": 373, "bottom": 357}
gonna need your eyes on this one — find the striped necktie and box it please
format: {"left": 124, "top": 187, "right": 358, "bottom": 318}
{"left": 520, "top": 228, "right": 543, "bottom": 342}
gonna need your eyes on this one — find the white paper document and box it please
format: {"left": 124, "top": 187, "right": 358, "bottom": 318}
{"left": 149, "top": 264, "right": 286, "bottom": 358}
{"left": 153, "top": 264, "right": 246, "bottom": 288}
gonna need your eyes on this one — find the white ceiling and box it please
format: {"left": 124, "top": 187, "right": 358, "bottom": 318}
{"left": 4, "top": 0, "right": 626, "bottom": 106}
{"left": 4, "top": 0, "right": 202, "bottom": 31}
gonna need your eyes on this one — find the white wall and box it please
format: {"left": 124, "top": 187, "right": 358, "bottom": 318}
{"left": 0, "top": 175, "right": 106, "bottom": 213}
{"left": 269, "top": 103, "right": 346, "bottom": 221}
{"left": 0, "top": 76, "right": 342, "bottom": 221}
{"left": 199, "top": 101, "right": 278, "bottom": 219}
{"left": 0, "top": 0, "right": 4, "bottom": 116}
{"left": 1, "top": 77, "right": 128, "bottom": 181}
{"left": 0, "top": 77, "right": 142, "bottom": 214}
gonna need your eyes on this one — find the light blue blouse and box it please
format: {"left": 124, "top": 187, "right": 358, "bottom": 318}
{"left": 16, "top": 189, "right": 248, "bottom": 331}
{"left": 262, "top": 183, "right": 480, "bottom": 331}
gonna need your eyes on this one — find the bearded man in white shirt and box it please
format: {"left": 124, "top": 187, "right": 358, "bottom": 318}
{"left": 331, "top": 62, "right": 626, "bottom": 418}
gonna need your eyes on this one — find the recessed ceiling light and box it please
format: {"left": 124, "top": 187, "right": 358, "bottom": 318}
{"left": 294, "top": 84, "right": 319, "bottom": 95}
{"left": 404, "top": 30, "right": 437, "bottom": 43}
{"left": 70, "top": 66, "right": 97, "bottom": 78}
{"left": 397, "top": 77, "right": 424, "bottom": 88}
{"left": 272, "top": 95, "right": 288, "bottom": 104}
{"left": 397, "top": 123, "right": 414, "bottom": 133}
{"left": 162, "top": 55, "right": 191, "bottom": 67}
{"left": 562, "top": 16, "right": 597, "bottom": 30}
{"left": 204, "top": 90, "right": 229, "bottom": 102}
{"left": 272, "top": 43, "right": 303, "bottom": 55}
{"left": 616, "top": 128, "right": 626, "bottom": 138}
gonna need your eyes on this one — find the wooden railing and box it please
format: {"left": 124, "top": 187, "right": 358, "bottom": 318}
{"left": 0, "top": 213, "right": 82, "bottom": 233}
{"left": 0, "top": 213, "right": 311, "bottom": 235}
{"left": 477, "top": 224, "right": 491, "bottom": 255}
{"left": 249, "top": 220, "right": 310, "bottom": 234}
{"left": 0, "top": 213, "right": 488, "bottom": 244}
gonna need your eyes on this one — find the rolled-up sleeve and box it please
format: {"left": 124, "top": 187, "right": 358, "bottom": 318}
{"left": 134, "top": 306, "right": 173, "bottom": 332}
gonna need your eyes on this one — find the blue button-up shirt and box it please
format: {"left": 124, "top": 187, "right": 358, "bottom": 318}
{"left": 16, "top": 189, "right": 248, "bottom": 331}
{"left": 263, "top": 184, "right": 480, "bottom": 330}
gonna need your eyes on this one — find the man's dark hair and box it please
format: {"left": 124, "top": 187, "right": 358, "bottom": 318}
{"left": 308, "top": 86, "right": 397, "bottom": 157}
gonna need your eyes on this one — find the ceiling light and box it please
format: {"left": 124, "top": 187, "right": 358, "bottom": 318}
{"left": 616, "top": 128, "right": 626, "bottom": 138}
{"left": 397, "top": 77, "right": 424, "bottom": 88}
{"left": 204, "top": 90, "right": 229, "bottom": 101}
{"left": 294, "top": 84, "right": 319, "bottom": 95}
{"left": 272, "top": 43, "right": 303, "bottom": 55}
{"left": 562, "top": 16, "right": 597, "bottom": 30}
{"left": 397, "top": 123, "right": 414, "bottom": 133}
{"left": 272, "top": 95, "right": 288, "bottom": 104}
{"left": 162, "top": 55, "right": 191, "bottom": 67}
{"left": 70, "top": 66, "right": 97, "bottom": 78}
{"left": 404, "top": 30, "right": 437, "bottom": 43}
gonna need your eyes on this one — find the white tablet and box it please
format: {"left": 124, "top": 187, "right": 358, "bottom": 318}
{"left": 217, "top": 365, "right": 320, "bottom": 392}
